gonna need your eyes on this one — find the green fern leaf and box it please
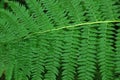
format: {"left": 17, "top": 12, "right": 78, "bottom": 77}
{"left": 8, "top": 1, "right": 39, "bottom": 32}
{"left": 0, "top": 0, "right": 120, "bottom": 80}
{"left": 115, "top": 24, "right": 120, "bottom": 79}
{"left": 26, "top": 0, "right": 54, "bottom": 30}
{"left": 0, "top": 10, "right": 28, "bottom": 42}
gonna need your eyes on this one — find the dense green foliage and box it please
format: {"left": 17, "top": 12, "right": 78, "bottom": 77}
{"left": 0, "top": 0, "right": 120, "bottom": 80}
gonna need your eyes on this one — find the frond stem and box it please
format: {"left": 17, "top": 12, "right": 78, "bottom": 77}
{"left": 23, "top": 20, "right": 120, "bottom": 39}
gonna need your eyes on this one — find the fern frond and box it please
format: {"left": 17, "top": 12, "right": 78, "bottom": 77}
{"left": 115, "top": 24, "right": 120, "bottom": 79}
{"left": 99, "top": 0, "right": 119, "bottom": 20}
{"left": 77, "top": 26, "right": 97, "bottom": 80}
{"left": 97, "top": 0, "right": 119, "bottom": 80}
{"left": 84, "top": 0, "right": 101, "bottom": 21}
{"left": 61, "top": 30, "right": 80, "bottom": 80}
{"left": 0, "top": 0, "right": 120, "bottom": 80}
{"left": 40, "top": 0, "right": 69, "bottom": 27}
{"left": 0, "top": 44, "right": 15, "bottom": 80}
{"left": 29, "top": 38, "right": 45, "bottom": 80}
{"left": 13, "top": 41, "right": 32, "bottom": 80}
{"left": 97, "top": 24, "right": 115, "bottom": 80}
{"left": 8, "top": 1, "right": 39, "bottom": 32}
{"left": 59, "top": 0, "right": 84, "bottom": 24}
{"left": 36, "top": 1, "right": 82, "bottom": 79}
{"left": 77, "top": 0, "right": 99, "bottom": 80}
{"left": 25, "top": 0, "right": 54, "bottom": 30}
{"left": 0, "top": 9, "right": 28, "bottom": 43}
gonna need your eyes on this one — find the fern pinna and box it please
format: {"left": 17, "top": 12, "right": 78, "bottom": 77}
{"left": 0, "top": 0, "right": 120, "bottom": 80}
